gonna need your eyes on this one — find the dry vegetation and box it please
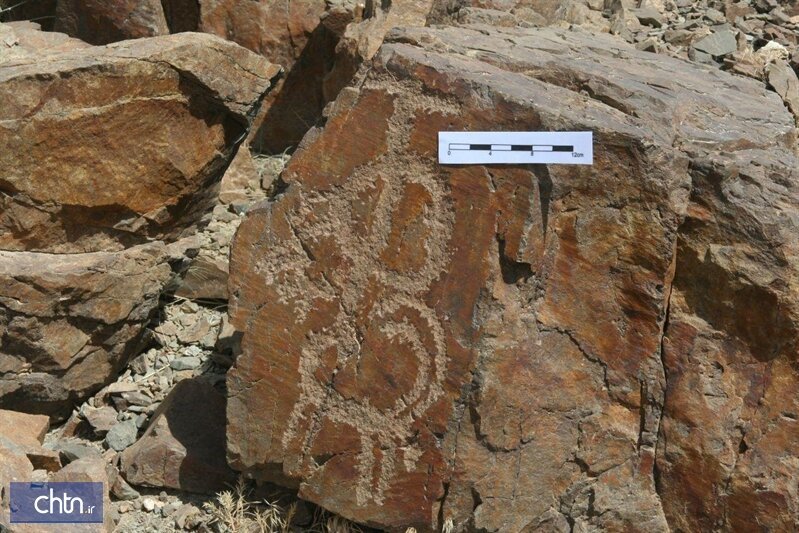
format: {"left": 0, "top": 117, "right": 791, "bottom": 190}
{"left": 202, "top": 479, "right": 458, "bottom": 532}
{"left": 203, "top": 479, "right": 369, "bottom": 533}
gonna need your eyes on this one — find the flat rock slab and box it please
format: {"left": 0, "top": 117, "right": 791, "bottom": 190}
{"left": 0, "top": 409, "right": 49, "bottom": 448}
{"left": 0, "top": 243, "right": 172, "bottom": 418}
{"left": 692, "top": 28, "right": 737, "bottom": 56}
{"left": 228, "top": 24, "right": 798, "bottom": 531}
{"left": 0, "top": 26, "right": 279, "bottom": 253}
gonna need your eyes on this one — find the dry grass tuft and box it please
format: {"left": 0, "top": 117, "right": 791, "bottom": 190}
{"left": 204, "top": 478, "right": 370, "bottom": 533}
{"left": 442, "top": 518, "right": 455, "bottom": 533}
{"left": 203, "top": 479, "right": 295, "bottom": 533}
{"left": 305, "top": 507, "right": 364, "bottom": 533}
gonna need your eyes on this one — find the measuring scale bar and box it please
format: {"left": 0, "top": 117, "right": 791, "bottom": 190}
{"left": 439, "top": 131, "right": 592, "bottom": 165}
{"left": 448, "top": 144, "right": 574, "bottom": 152}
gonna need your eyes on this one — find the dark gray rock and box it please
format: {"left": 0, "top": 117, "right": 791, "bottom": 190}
{"left": 692, "top": 27, "right": 738, "bottom": 56}
{"left": 105, "top": 420, "right": 139, "bottom": 452}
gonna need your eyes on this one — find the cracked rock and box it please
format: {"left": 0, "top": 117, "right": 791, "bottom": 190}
{"left": 228, "top": 22, "right": 797, "bottom": 532}
{"left": 0, "top": 24, "right": 280, "bottom": 253}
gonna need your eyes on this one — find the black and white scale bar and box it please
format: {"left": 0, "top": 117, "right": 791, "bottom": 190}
{"left": 439, "top": 131, "right": 592, "bottom": 165}
{"left": 448, "top": 144, "right": 575, "bottom": 152}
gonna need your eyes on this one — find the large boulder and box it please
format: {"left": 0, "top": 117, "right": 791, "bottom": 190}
{"left": 0, "top": 25, "right": 280, "bottom": 253}
{"left": 656, "top": 89, "right": 799, "bottom": 530}
{"left": 160, "top": 0, "right": 333, "bottom": 153}
{"left": 227, "top": 24, "right": 798, "bottom": 531}
{"left": 319, "top": 0, "right": 435, "bottom": 103}
{"left": 252, "top": 0, "right": 438, "bottom": 153}
{"left": 192, "top": 0, "right": 327, "bottom": 75}
{"left": 0, "top": 23, "right": 278, "bottom": 418}
{"left": 0, "top": 243, "right": 172, "bottom": 418}
{"left": 53, "top": 0, "right": 169, "bottom": 44}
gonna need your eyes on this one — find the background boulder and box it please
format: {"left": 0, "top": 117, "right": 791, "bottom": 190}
{"left": 0, "top": 29, "right": 279, "bottom": 253}
{"left": 54, "top": 0, "right": 169, "bottom": 44}
{"left": 0, "top": 25, "right": 279, "bottom": 419}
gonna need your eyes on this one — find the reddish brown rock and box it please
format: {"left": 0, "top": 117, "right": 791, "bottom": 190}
{"left": 228, "top": 24, "right": 798, "bottom": 531}
{"left": 195, "top": 0, "right": 326, "bottom": 75}
{"left": 0, "top": 409, "right": 49, "bottom": 448}
{"left": 0, "top": 409, "right": 60, "bottom": 471}
{"left": 253, "top": 0, "right": 439, "bottom": 153}
{"left": 120, "top": 378, "right": 236, "bottom": 493}
{"left": 656, "top": 145, "right": 799, "bottom": 530}
{"left": 0, "top": 445, "right": 34, "bottom": 531}
{"left": 320, "top": 0, "right": 434, "bottom": 106}
{"left": 0, "top": 27, "right": 279, "bottom": 253}
{"left": 166, "top": 0, "right": 332, "bottom": 153}
{"left": 50, "top": 456, "right": 114, "bottom": 531}
{"left": 54, "top": 0, "right": 169, "bottom": 44}
{"left": 0, "top": 243, "right": 173, "bottom": 418}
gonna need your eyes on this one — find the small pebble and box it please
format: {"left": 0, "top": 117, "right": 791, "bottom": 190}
{"left": 142, "top": 498, "right": 156, "bottom": 512}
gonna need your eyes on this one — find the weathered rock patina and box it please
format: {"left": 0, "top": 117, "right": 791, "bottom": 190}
{"left": 228, "top": 24, "right": 798, "bottom": 531}
{"left": 0, "top": 243, "right": 172, "bottom": 418}
{"left": 0, "top": 28, "right": 279, "bottom": 253}
{"left": 54, "top": 0, "right": 169, "bottom": 44}
{"left": 0, "top": 24, "right": 279, "bottom": 418}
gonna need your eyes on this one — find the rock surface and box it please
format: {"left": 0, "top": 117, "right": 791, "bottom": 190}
{"left": 54, "top": 0, "right": 169, "bottom": 44}
{"left": 0, "top": 27, "right": 279, "bottom": 253}
{"left": 194, "top": 0, "right": 327, "bottom": 75}
{"left": 50, "top": 456, "right": 114, "bottom": 531}
{"left": 0, "top": 20, "right": 88, "bottom": 58}
{"left": 105, "top": 419, "right": 140, "bottom": 452}
{"left": 0, "top": 444, "right": 34, "bottom": 531}
{"left": 253, "top": 0, "right": 440, "bottom": 153}
{"left": 321, "top": 0, "right": 435, "bottom": 109}
{"left": 0, "top": 409, "right": 60, "bottom": 474}
{"left": 767, "top": 59, "right": 799, "bottom": 120}
{"left": 164, "top": 0, "right": 334, "bottom": 154}
{"left": 0, "top": 409, "right": 91, "bottom": 531}
{"left": 0, "top": 243, "right": 173, "bottom": 418}
{"left": 0, "top": 409, "right": 49, "bottom": 448}
{"left": 228, "top": 24, "right": 798, "bottom": 531}
{"left": 0, "top": 24, "right": 279, "bottom": 418}
{"left": 120, "top": 378, "right": 236, "bottom": 494}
